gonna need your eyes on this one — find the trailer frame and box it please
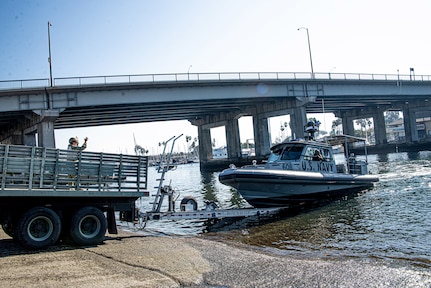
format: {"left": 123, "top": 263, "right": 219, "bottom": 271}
{"left": 138, "top": 135, "right": 285, "bottom": 224}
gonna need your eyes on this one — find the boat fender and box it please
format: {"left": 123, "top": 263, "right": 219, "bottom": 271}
{"left": 180, "top": 197, "right": 198, "bottom": 211}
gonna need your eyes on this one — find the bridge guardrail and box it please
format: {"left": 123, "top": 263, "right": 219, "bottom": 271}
{"left": 1, "top": 72, "right": 431, "bottom": 90}
{"left": 0, "top": 78, "right": 50, "bottom": 90}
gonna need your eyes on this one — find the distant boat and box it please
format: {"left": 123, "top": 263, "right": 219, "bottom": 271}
{"left": 213, "top": 146, "right": 227, "bottom": 159}
{"left": 219, "top": 133, "right": 378, "bottom": 208}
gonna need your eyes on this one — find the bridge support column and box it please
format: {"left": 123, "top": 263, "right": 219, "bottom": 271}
{"left": 225, "top": 118, "right": 241, "bottom": 159}
{"left": 36, "top": 110, "right": 59, "bottom": 148}
{"left": 403, "top": 105, "right": 419, "bottom": 143}
{"left": 197, "top": 125, "right": 212, "bottom": 163}
{"left": 24, "top": 132, "right": 37, "bottom": 146}
{"left": 20, "top": 125, "right": 38, "bottom": 146}
{"left": 290, "top": 107, "right": 307, "bottom": 139}
{"left": 252, "top": 115, "right": 271, "bottom": 158}
{"left": 341, "top": 115, "right": 355, "bottom": 136}
{"left": 373, "top": 111, "right": 387, "bottom": 145}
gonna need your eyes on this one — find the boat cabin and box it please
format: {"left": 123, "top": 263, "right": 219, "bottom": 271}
{"left": 265, "top": 140, "right": 338, "bottom": 173}
{"left": 262, "top": 135, "right": 370, "bottom": 175}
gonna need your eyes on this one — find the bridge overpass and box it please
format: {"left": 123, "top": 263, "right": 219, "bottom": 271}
{"left": 1, "top": 71, "right": 431, "bottom": 166}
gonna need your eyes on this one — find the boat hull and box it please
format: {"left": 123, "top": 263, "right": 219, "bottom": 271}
{"left": 219, "top": 168, "right": 378, "bottom": 208}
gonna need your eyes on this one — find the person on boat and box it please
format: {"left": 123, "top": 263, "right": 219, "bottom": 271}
{"left": 68, "top": 136, "right": 88, "bottom": 151}
{"left": 348, "top": 153, "right": 356, "bottom": 163}
{"left": 313, "top": 149, "right": 323, "bottom": 161}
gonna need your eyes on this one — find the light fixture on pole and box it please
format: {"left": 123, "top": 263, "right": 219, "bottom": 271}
{"left": 297, "top": 27, "right": 314, "bottom": 79}
{"left": 48, "top": 21, "right": 53, "bottom": 87}
{"left": 188, "top": 65, "right": 192, "bottom": 80}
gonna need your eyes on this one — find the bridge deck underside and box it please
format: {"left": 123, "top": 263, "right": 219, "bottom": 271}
{"left": 54, "top": 94, "right": 423, "bottom": 129}
{"left": 0, "top": 94, "right": 426, "bottom": 133}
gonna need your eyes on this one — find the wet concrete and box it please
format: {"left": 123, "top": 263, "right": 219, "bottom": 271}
{"left": 0, "top": 229, "right": 429, "bottom": 287}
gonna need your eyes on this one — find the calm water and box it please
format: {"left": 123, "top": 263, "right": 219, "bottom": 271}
{"left": 132, "top": 151, "right": 431, "bottom": 268}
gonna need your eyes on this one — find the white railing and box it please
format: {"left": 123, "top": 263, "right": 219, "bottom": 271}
{"left": 1, "top": 71, "right": 431, "bottom": 90}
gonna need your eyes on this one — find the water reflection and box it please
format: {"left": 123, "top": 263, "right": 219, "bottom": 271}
{"left": 199, "top": 170, "right": 249, "bottom": 208}
{"left": 199, "top": 171, "right": 219, "bottom": 203}
{"left": 205, "top": 151, "right": 431, "bottom": 267}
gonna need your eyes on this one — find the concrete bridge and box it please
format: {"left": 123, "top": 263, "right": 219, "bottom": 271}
{"left": 1, "top": 71, "right": 431, "bottom": 167}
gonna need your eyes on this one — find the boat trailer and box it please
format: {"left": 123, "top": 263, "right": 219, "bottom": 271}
{"left": 137, "top": 134, "right": 284, "bottom": 225}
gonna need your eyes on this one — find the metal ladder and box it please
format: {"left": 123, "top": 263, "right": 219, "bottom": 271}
{"left": 151, "top": 134, "right": 183, "bottom": 213}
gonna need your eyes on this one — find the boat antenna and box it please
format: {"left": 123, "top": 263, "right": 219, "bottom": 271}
{"left": 304, "top": 120, "right": 320, "bottom": 140}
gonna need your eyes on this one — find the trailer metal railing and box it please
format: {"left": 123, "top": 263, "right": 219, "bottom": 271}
{"left": 0, "top": 144, "right": 148, "bottom": 195}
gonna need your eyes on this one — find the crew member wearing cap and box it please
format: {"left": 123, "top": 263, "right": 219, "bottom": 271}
{"left": 68, "top": 136, "right": 88, "bottom": 151}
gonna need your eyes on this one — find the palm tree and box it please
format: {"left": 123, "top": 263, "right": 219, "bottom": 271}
{"left": 331, "top": 118, "right": 342, "bottom": 135}
{"left": 355, "top": 118, "right": 372, "bottom": 142}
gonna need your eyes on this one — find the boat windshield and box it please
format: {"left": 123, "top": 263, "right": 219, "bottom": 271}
{"left": 267, "top": 150, "right": 281, "bottom": 162}
{"left": 281, "top": 146, "right": 303, "bottom": 160}
{"left": 268, "top": 145, "right": 303, "bottom": 162}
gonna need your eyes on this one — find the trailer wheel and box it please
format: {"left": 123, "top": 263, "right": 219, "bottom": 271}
{"left": 16, "top": 207, "right": 61, "bottom": 249}
{"left": 69, "top": 207, "right": 107, "bottom": 246}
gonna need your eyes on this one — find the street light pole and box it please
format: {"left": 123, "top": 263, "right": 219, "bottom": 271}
{"left": 48, "top": 21, "right": 53, "bottom": 87}
{"left": 187, "top": 65, "right": 192, "bottom": 80}
{"left": 298, "top": 27, "right": 314, "bottom": 79}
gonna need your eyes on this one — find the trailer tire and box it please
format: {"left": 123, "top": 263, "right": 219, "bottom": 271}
{"left": 69, "top": 207, "right": 107, "bottom": 246}
{"left": 16, "top": 207, "right": 61, "bottom": 249}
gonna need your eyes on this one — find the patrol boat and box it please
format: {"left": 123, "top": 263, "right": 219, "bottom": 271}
{"left": 219, "top": 124, "right": 379, "bottom": 208}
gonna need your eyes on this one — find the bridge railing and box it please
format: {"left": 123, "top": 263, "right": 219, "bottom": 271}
{"left": 1, "top": 72, "right": 431, "bottom": 90}
{"left": 0, "top": 78, "right": 50, "bottom": 90}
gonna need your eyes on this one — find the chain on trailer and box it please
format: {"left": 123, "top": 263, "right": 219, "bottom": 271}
{"left": 134, "top": 135, "right": 285, "bottom": 230}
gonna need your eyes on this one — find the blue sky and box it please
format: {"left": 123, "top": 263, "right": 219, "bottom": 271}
{"left": 2, "top": 0, "right": 431, "bottom": 153}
